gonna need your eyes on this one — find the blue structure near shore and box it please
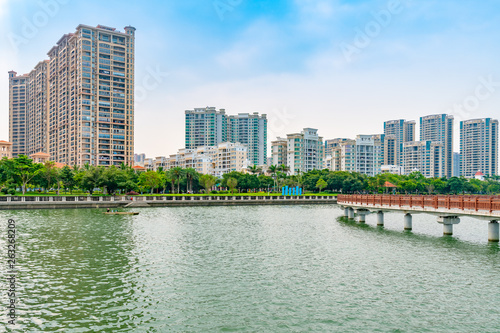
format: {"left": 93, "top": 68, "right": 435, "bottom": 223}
{"left": 282, "top": 186, "right": 302, "bottom": 196}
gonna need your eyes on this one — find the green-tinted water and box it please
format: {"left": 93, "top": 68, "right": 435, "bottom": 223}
{"left": 1, "top": 205, "right": 499, "bottom": 332}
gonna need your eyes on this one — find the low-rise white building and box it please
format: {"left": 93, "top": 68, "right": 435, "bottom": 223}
{"left": 381, "top": 165, "right": 403, "bottom": 175}
{"left": 142, "top": 142, "right": 249, "bottom": 177}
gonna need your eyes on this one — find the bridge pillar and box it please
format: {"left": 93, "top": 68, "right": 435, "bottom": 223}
{"left": 356, "top": 209, "right": 369, "bottom": 223}
{"left": 377, "top": 211, "right": 384, "bottom": 226}
{"left": 348, "top": 207, "right": 355, "bottom": 220}
{"left": 404, "top": 213, "right": 412, "bottom": 231}
{"left": 437, "top": 216, "right": 460, "bottom": 236}
{"left": 488, "top": 221, "right": 499, "bottom": 242}
{"left": 344, "top": 207, "right": 349, "bottom": 218}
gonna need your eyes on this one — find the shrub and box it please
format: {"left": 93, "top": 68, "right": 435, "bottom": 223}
{"left": 7, "top": 189, "right": 16, "bottom": 195}
{"left": 211, "top": 190, "right": 218, "bottom": 194}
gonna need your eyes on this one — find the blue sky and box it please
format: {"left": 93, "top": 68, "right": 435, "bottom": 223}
{"left": 1, "top": 0, "right": 500, "bottom": 156}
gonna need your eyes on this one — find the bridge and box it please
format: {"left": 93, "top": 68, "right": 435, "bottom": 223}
{"left": 337, "top": 195, "right": 500, "bottom": 242}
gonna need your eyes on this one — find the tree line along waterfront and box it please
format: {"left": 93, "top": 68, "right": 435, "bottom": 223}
{"left": 0, "top": 155, "right": 499, "bottom": 196}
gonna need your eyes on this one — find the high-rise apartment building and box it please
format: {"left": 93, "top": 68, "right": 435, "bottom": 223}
{"left": 403, "top": 141, "right": 443, "bottom": 178}
{"left": 383, "top": 135, "right": 397, "bottom": 166}
{"left": 27, "top": 61, "right": 49, "bottom": 156}
{"left": 420, "top": 114, "right": 453, "bottom": 178}
{"left": 271, "top": 137, "right": 287, "bottom": 166}
{"left": 8, "top": 71, "right": 28, "bottom": 157}
{"left": 9, "top": 24, "right": 136, "bottom": 166}
{"left": 324, "top": 138, "right": 356, "bottom": 172}
{"left": 185, "top": 107, "right": 228, "bottom": 149}
{"left": 185, "top": 107, "right": 267, "bottom": 166}
{"left": 228, "top": 112, "right": 267, "bottom": 166}
{"left": 340, "top": 140, "right": 356, "bottom": 172}
{"left": 383, "top": 119, "right": 415, "bottom": 166}
{"left": 286, "top": 128, "right": 324, "bottom": 175}
{"left": 460, "top": 118, "right": 498, "bottom": 177}
{"left": 355, "top": 134, "right": 384, "bottom": 176}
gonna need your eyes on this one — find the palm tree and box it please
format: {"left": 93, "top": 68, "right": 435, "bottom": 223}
{"left": 278, "top": 164, "right": 290, "bottom": 176}
{"left": 248, "top": 165, "right": 262, "bottom": 175}
{"left": 184, "top": 168, "right": 198, "bottom": 193}
{"left": 169, "top": 167, "right": 185, "bottom": 194}
{"left": 267, "top": 165, "right": 278, "bottom": 191}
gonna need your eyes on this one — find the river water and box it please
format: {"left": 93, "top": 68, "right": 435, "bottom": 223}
{"left": 0, "top": 205, "right": 499, "bottom": 332}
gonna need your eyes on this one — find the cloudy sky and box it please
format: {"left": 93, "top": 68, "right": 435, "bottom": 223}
{"left": 1, "top": 0, "right": 499, "bottom": 157}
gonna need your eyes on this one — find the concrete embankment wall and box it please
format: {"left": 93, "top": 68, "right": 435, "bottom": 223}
{"left": 0, "top": 195, "right": 337, "bottom": 210}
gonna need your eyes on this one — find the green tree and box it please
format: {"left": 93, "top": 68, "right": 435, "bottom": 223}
{"left": 117, "top": 167, "right": 138, "bottom": 193}
{"left": 239, "top": 174, "right": 260, "bottom": 192}
{"left": 138, "top": 171, "right": 161, "bottom": 194}
{"left": 316, "top": 178, "right": 327, "bottom": 192}
{"left": 199, "top": 174, "right": 218, "bottom": 193}
{"left": 486, "top": 182, "right": 500, "bottom": 194}
{"left": 258, "top": 174, "right": 274, "bottom": 191}
{"left": 102, "top": 166, "right": 125, "bottom": 195}
{"left": 60, "top": 165, "right": 75, "bottom": 194}
{"left": 79, "top": 167, "right": 103, "bottom": 195}
{"left": 431, "top": 178, "right": 447, "bottom": 194}
{"left": 227, "top": 177, "right": 238, "bottom": 194}
{"left": 447, "top": 177, "right": 464, "bottom": 194}
{"left": 39, "top": 161, "right": 59, "bottom": 193}
{"left": 399, "top": 180, "right": 418, "bottom": 194}
{"left": 6, "top": 155, "right": 43, "bottom": 195}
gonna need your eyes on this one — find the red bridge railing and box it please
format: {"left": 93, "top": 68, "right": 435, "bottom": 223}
{"left": 337, "top": 195, "right": 500, "bottom": 213}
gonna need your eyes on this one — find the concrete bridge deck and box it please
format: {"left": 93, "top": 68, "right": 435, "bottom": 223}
{"left": 338, "top": 195, "right": 500, "bottom": 242}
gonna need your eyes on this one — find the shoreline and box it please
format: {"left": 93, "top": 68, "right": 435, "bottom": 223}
{"left": 0, "top": 195, "right": 337, "bottom": 210}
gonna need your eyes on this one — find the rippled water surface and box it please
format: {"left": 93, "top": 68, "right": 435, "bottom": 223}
{"left": 1, "top": 205, "right": 499, "bottom": 332}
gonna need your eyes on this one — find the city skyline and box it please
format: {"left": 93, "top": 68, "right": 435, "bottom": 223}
{"left": 1, "top": 0, "right": 500, "bottom": 157}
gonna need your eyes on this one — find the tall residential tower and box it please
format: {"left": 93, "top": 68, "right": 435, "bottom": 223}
{"left": 185, "top": 107, "right": 267, "bottom": 166}
{"left": 383, "top": 119, "right": 415, "bottom": 166}
{"left": 8, "top": 24, "right": 136, "bottom": 166}
{"left": 420, "top": 114, "right": 453, "bottom": 178}
{"left": 8, "top": 71, "right": 28, "bottom": 157}
{"left": 460, "top": 118, "right": 498, "bottom": 177}
{"left": 228, "top": 112, "right": 267, "bottom": 166}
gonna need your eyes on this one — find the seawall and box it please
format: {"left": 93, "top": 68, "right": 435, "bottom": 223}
{"left": 0, "top": 195, "right": 337, "bottom": 210}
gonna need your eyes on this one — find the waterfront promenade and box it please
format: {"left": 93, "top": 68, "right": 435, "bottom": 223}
{"left": 338, "top": 194, "right": 500, "bottom": 242}
{"left": 0, "top": 195, "right": 337, "bottom": 210}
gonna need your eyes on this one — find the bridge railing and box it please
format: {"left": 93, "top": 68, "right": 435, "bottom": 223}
{"left": 338, "top": 194, "right": 500, "bottom": 213}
